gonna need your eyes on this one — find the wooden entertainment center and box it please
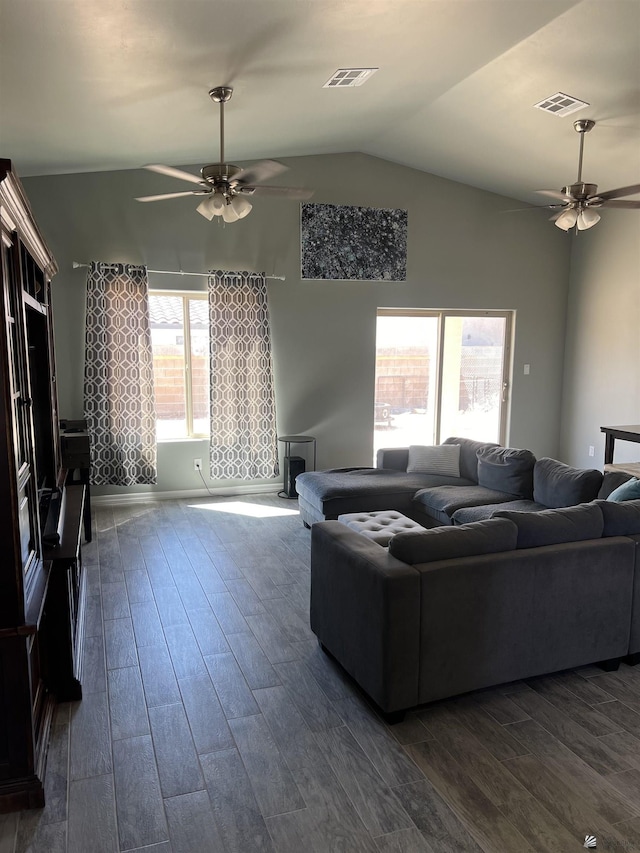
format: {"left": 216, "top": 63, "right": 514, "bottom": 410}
{"left": 0, "top": 160, "right": 87, "bottom": 811}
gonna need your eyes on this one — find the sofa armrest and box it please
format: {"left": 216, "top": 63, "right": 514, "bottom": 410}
{"left": 628, "top": 533, "right": 640, "bottom": 656}
{"left": 310, "top": 521, "right": 420, "bottom": 712}
{"left": 376, "top": 447, "right": 409, "bottom": 471}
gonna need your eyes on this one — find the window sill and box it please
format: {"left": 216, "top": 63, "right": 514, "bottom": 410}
{"left": 156, "top": 436, "right": 209, "bottom": 444}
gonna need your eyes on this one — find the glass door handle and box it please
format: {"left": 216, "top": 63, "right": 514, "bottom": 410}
{"left": 501, "top": 382, "right": 509, "bottom": 403}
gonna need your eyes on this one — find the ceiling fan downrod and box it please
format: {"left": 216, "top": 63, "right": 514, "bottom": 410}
{"left": 574, "top": 118, "right": 595, "bottom": 185}
{"left": 209, "top": 86, "right": 233, "bottom": 174}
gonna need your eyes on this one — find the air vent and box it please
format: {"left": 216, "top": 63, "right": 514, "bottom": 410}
{"left": 323, "top": 68, "right": 378, "bottom": 88}
{"left": 534, "top": 92, "right": 589, "bottom": 117}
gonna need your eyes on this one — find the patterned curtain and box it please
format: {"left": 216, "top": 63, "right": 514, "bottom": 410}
{"left": 84, "top": 262, "right": 157, "bottom": 485}
{"left": 208, "top": 270, "right": 279, "bottom": 480}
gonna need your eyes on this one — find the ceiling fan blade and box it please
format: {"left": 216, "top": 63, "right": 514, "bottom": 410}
{"left": 135, "top": 191, "right": 204, "bottom": 202}
{"left": 143, "top": 164, "right": 204, "bottom": 186}
{"left": 535, "top": 189, "right": 573, "bottom": 202}
{"left": 600, "top": 199, "right": 640, "bottom": 209}
{"left": 232, "top": 159, "right": 289, "bottom": 187}
{"left": 503, "top": 205, "right": 562, "bottom": 212}
{"left": 239, "top": 185, "right": 315, "bottom": 199}
{"left": 594, "top": 183, "right": 640, "bottom": 201}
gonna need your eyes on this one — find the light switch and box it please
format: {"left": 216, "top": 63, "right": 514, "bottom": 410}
{"left": 524, "top": 364, "right": 530, "bottom": 375}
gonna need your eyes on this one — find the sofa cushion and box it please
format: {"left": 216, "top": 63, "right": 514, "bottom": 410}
{"left": 413, "top": 484, "right": 517, "bottom": 524}
{"left": 389, "top": 517, "right": 517, "bottom": 564}
{"left": 594, "top": 498, "right": 640, "bottom": 536}
{"left": 442, "top": 436, "right": 499, "bottom": 482}
{"left": 533, "top": 457, "right": 603, "bottom": 508}
{"left": 296, "top": 467, "right": 475, "bottom": 523}
{"left": 493, "top": 503, "right": 604, "bottom": 549}
{"left": 452, "top": 499, "right": 547, "bottom": 525}
{"left": 607, "top": 477, "right": 640, "bottom": 502}
{"left": 376, "top": 447, "right": 409, "bottom": 471}
{"left": 407, "top": 444, "right": 460, "bottom": 476}
{"left": 598, "top": 469, "right": 635, "bottom": 499}
{"left": 476, "top": 446, "right": 536, "bottom": 499}
{"left": 295, "top": 467, "right": 474, "bottom": 515}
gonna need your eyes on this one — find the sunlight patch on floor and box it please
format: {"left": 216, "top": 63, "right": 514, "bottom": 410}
{"left": 187, "top": 500, "right": 299, "bottom": 518}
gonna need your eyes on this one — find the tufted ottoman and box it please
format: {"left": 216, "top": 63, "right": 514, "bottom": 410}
{"left": 337, "top": 509, "right": 424, "bottom": 546}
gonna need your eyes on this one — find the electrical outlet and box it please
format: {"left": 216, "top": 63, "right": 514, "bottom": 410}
{"left": 588, "top": 446, "right": 595, "bottom": 457}
{"left": 523, "top": 363, "right": 530, "bottom": 375}
{"left": 193, "top": 458, "right": 202, "bottom": 471}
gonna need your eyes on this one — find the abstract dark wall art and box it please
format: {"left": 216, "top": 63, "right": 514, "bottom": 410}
{"left": 300, "top": 203, "right": 407, "bottom": 281}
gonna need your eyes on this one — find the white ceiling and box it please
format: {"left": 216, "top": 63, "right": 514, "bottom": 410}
{"left": 1, "top": 0, "right": 639, "bottom": 206}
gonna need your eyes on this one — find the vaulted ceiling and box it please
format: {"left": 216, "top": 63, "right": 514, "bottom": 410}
{"left": 1, "top": 0, "right": 639, "bottom": 207}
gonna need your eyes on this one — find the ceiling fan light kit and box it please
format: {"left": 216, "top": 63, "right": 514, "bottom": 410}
{"left": 553, "top": 207, "right": 578, "bottom": 231}
{"left": 229, "top": 194, "right": 252, "bottom": 219}
{"left": 135, "top": 86, "right": 313, "bottom": 222}
{"left": 195, "top": 192, "right": 251, "bottom": 222}
{"left": 195, "top": 195, "right": 218, "bottom": 221}
{"left": 576, "top": 208, "right": 601, "bottom": 231}
{"left": 535, "top": 118, "right": 640, "bottom": 233}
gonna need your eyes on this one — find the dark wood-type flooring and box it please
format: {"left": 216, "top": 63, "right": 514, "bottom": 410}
{"left": 2, "top": 493, "right": 640, "bottom": 852}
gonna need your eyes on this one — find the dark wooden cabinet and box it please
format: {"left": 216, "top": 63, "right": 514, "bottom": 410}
{"left": 0, "top": 159, "right": 86, "bottom": 811}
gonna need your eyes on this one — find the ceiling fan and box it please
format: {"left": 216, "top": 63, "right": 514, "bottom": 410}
{"left": 535, "top": 119, "right": 640, "bottom": 231}
{"left": 135, "top": 86, "right": 314, "bottom": 222}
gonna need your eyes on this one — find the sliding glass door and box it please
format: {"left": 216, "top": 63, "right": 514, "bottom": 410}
{"left": 374, "top": 312, "right": 439, "bottom": 448}
{"left": 374, "top": 310, "right": 512, "bottom": 456}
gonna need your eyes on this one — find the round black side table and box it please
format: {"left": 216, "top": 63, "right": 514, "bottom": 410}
{"left": 278, "top": 435, "right": 316, "bottom": 498}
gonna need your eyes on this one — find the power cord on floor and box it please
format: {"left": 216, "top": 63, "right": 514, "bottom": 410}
{"left": 196, "top": 464, "right": 298, "bottom": 501}
{"left": 196, "top": 464, "right": 216, "bottom": 496}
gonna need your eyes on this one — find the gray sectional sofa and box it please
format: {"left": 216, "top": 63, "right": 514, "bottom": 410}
{"left": 295, "top": 436, "right": 627, "bottom": 528}
{"left": 310, "top": 499, "right": 640, "bottom": 718}
{"left": 296, "top": 437, "right": 494, "bottom": 527}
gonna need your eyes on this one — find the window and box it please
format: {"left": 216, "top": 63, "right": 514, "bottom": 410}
{"left": 149, "top": 292, "right": 209, "bottom": 439}
{"left": 374, "top": 309, "right": 513, "bottom": 456}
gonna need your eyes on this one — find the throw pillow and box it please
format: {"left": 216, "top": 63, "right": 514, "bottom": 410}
{"left": 443, "top": 436, "right": 499, "bottom": 482}
{"left": 493, "top": 503, "right": 603, "bottom": 549}
{"left": 389, "top": 517, "right": 517, "bottom": 564}
{"left": 476, "top": 446, "right": 536, "bottom": 499}
{"left": 607, "top": 477, "right": 640, "bottom": 502}
{"left": 407, "top": 444, "right": 460, "bottom": 477}
{"left": 533, "top": 457, "right": 603, "bottom": 508}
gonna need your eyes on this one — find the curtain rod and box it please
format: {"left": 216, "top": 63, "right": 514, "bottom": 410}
{"left": 72, "top": 262, "right": 285, "bottom": 281}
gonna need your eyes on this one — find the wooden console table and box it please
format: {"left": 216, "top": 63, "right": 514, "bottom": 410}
{"left": 600, "top": 424, "right": 640, "bottom": 466}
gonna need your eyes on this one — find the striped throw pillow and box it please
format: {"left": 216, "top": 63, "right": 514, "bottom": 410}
{"left": 407, "top": 444, "right": 460, "bottom": 476}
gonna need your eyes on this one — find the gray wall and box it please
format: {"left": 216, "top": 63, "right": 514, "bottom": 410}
{"left": 23, "top": 152, "right": 571, "bottom": 496}
{"left": 560, "top": 210, "right": 640, "bottom": 469}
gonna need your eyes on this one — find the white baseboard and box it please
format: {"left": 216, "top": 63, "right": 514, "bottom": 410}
{"left": 91, "top": 483, "right": 281, "bottom": 507}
